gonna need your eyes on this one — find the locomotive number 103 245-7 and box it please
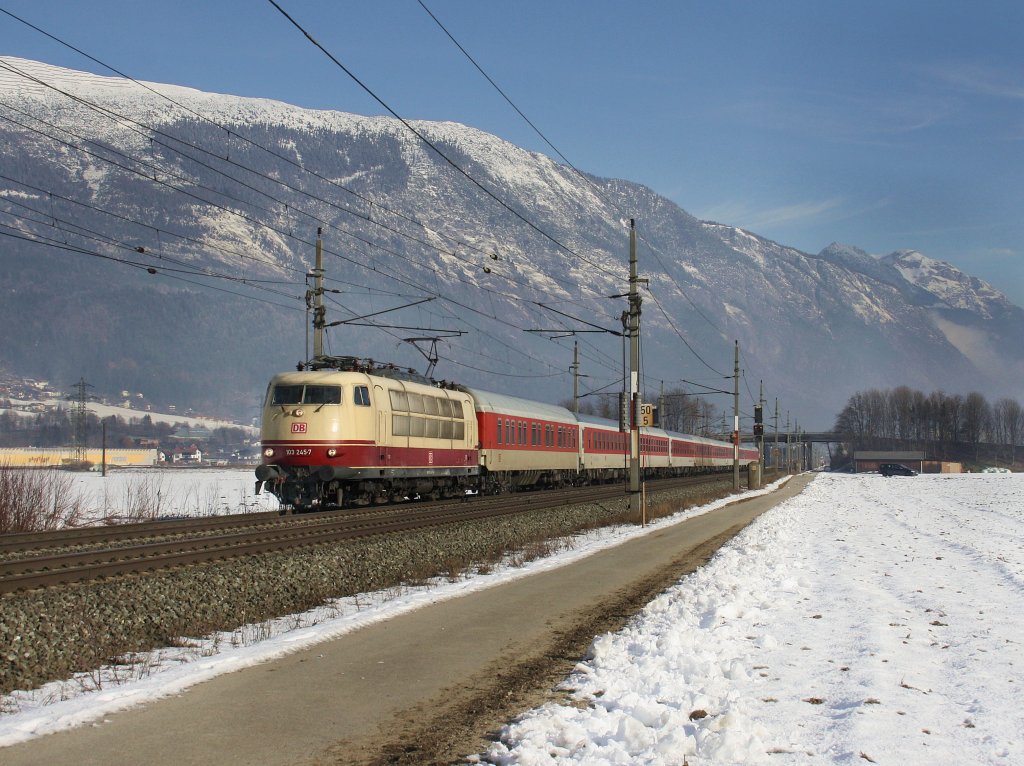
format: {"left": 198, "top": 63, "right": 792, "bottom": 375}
{"left": 285, "top": 448, "right": 312, "bottom": 457}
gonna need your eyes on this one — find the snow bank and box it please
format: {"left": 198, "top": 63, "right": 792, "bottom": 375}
{"left": 484, "top": 473, "right": 1024, "bottom": 765}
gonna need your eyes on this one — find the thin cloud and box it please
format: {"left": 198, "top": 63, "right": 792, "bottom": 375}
{"left": 720, "top": 86, "right": 956, "bottom": 141}
{"left": 699, "top": 198, "right": 844, "bottom": 230}
{"left": 926, "top": 62, "right": 1024, "bottom": 101}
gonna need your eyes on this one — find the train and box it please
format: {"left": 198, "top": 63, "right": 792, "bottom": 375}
{"left": 255, "top": 357, "right": 760, "bottom": 510}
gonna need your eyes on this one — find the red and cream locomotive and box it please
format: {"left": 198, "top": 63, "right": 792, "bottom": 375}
{"left": 255, "top": 356, "right": 759, "bottom": 510}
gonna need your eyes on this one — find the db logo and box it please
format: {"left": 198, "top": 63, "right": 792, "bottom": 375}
{"left": 291, "top": 422, "right": 307, "bottom": 433}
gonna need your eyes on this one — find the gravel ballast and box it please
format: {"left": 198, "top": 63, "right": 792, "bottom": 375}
{"left": 1, "top": 479, "right": 733, "bottom": 695}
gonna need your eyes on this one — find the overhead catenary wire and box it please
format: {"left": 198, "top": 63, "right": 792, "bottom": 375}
{"left": 0, "top": 226, "right": 304, "bottom": 311}
{"left": 0, "top": 205, "right": 303, "bottom": 301}
{"left": 413, "top": 2, "right": 755, "bottom": 409}
{"left": 0, "top": 79, "right": 627, "bottom": 386}
{"left": 0, "top": 171, "right": 432, "bottom": 303}
{"left": 0, "top": 7, "right": 523, "bottom": 269}
{"left": 2, "top": 108, "right": 606, "bottom": 380}
{"left": 0, "top": 12, "right": 632, "bottom": 385}
{"left": 0, "top": 20, "right": 634, "bottom": 387}
{"left": 265, "top": 0, "right": 625, "bottom": 283}
{"left": 645, "top": 289, "right": 726, "bottom": 377}
{"left": 0, "top": 58, "right": 612, "bottom": 308}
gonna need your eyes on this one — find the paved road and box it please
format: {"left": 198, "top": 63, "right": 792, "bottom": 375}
{"left": 3, "top": 474, "right": 814, "bottom": 766}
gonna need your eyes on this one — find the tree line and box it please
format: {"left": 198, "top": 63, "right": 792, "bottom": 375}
{"left": 0, "top": 406, "right": 249, "bottom": 454}
{"left": 833, "top": 386, "right": 1022, "bottom": 463}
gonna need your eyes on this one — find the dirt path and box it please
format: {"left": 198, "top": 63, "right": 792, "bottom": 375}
{"left": 2, "top": 475, "right": 813, "bottom": 766}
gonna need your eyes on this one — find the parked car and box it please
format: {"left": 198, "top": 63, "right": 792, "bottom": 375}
{"left": 880, "top": 462, "right": 918, "bottom": 477}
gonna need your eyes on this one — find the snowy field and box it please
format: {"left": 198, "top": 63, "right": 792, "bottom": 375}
{"left": 483, "top": 472, "right": 1024, "bottom": 765}
{"left": 2, "top": 473, "right": 1022, "bottom": 765}
{"left": 60, "top": 467, "right": 278, "bottom": 523}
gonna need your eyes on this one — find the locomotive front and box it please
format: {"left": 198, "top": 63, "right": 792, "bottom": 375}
{"left": 256, "top": 368, "right": 481, "bottom": 510}
{"left": 255, "top": 370, "right": 375, "bottom": 508}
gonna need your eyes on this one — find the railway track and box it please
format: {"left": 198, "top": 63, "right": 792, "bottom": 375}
{"left": 0, "top": 474, "right": 732, "bottom": 595}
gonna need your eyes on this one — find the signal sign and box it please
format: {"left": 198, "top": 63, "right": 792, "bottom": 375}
{"left": 640, "top": 403, "right": 654, "bottom": 427}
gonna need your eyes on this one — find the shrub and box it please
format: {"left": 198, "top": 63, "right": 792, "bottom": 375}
{"left": 0, "top": 463, "right": 85, "bottom": 533}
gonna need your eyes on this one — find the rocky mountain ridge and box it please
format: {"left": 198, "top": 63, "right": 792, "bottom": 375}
{"left": 1, "top": 57, "right": 1021, "bottom": 427}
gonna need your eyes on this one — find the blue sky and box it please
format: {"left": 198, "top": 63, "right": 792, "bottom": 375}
{"left": 2, "top": 0, "right": 1022, "bottom": 304}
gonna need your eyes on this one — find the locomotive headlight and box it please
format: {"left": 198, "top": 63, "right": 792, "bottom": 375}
{"left": 263, "top": 447, "right": 275, "bottom": 458}
{"left": 293, "top": 408, "right": 304, "bottom": 417}
{"left": 327, "top": 448, "right": 338, "bottom": 458}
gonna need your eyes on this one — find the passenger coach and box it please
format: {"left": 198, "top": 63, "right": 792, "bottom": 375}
{"left": 465, "top": 387, "right": 580, "bottom": 491}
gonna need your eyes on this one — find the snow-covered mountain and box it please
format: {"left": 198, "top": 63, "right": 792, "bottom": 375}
{"left": 1, "top": 57, "right": 1021, "bottom": 426}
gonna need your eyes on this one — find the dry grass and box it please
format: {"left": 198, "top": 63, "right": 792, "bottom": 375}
{"left": 97, "top": 473, "right": 169, "bottom": 524}
{"left": 0, "top": 462, "right": 85, "bottom": 533}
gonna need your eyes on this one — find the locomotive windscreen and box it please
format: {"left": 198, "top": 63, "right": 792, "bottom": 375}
{"left": 270, "top": 385, "right": 342, "bottom": 405}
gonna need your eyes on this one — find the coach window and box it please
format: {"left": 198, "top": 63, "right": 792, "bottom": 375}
{"left": 497, "top": 418, "right": 503, "bottom": 444}
{"left": 389, "top": 390, "right": 408, "bottom": 411}
{"left": 353, "top": 386, "right": 370, "bottom": 406}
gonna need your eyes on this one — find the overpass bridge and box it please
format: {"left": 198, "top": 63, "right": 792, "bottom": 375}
{"left": 734, "top": 431, "right": 842, "bottom": 471}
{"left": 740, "top": 431, "right": 841, "bottom": 444}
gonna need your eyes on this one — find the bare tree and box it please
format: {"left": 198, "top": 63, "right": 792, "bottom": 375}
{"left": 993, "top": 397, "right": 1022, "bottom": 463}
{"left": 890, "top": 386, "right": 916, "bottom": 443}
{"left": 834, "top": 386, "right": 1020, "bottom": 464}
{"left": 962, "top": 392, "right": 991, "bottom": 461}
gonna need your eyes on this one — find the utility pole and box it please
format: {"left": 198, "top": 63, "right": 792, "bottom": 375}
{"left": 627, "top": 219, "right": 646, "bottom": 520}
{"left": 732, "top": 340, "right": 740, "bottom": 491}
{"left": 312, "top": 227, "right": 325, "bottom": 362}
{"left": 757, "top": 379, "right": 765, "bottom": 472}
{"left": 658, "top": 380, "right": 665, "bottom": 429}
{"left": 794, "top": 419, "right": 801, "bottom": 472}
{"left": 786, "top": 411, "right": 792, "bottom": 474}
{"left": 774, "top": 397, "right": 779, "bottom": 470}
{"left": 571, "top": 340, "right": 580, "bottom": 414}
